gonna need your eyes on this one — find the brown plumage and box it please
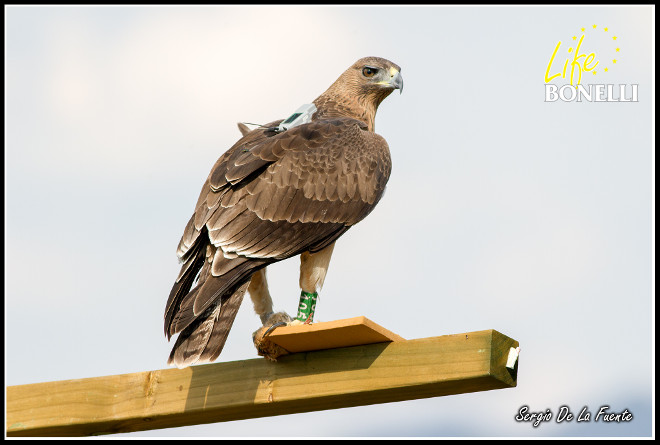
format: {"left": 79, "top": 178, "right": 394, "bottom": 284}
{"left": 165, "top": 57, "right": 403, "bottom": 367}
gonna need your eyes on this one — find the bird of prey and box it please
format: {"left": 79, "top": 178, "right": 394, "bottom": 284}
{"left": 165, "top": 56, "right": 403, "bottom": 368}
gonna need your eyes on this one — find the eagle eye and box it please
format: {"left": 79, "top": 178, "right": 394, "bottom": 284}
{"left": 362, "top": 67, "right": 379, "bottom": 78}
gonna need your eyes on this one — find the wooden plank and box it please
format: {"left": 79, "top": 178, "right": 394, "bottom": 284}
{"left": 264, "top": 316, "right": 405, "bottom": 353}
{"left": 6, "top": 329, "right": 519, "bottom": 437}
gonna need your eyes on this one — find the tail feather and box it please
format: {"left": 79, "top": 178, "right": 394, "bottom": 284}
{"left": 167, "top": 281, "right": 249, "bottom": 368}
{"left": 165, "top": 228, "right": 274, "bottom": 366}
{"left": 164, "top": 236, "right": 206, "bottom": 339}
{"left": 192, "top": 253, "right": 269, "bottom": 316}
{"left": 198, "top": 281, "right": 250, "bottom": 363}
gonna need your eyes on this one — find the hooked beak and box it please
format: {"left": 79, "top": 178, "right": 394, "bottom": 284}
{"left": 390, "top": 70, "right": 404, "bottom": 94}
{"left": 375, "top": 68, "right": 404, "bottom": 94}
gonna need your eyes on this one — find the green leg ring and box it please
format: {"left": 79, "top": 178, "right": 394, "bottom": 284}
{"left": 295, "top": 291, "right": 318, "bottom": 323}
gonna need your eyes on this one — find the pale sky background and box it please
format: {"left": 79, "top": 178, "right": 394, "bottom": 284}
{"left": 4, "top": 5, "right": 654, "bottom": 438}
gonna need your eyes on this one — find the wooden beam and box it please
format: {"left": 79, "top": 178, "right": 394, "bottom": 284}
{"left": 6, "top": 329, "right": 519, "bottom": 436}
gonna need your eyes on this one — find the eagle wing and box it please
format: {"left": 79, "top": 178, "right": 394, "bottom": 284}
{"left": 165, "top": 117, "right": 392, "bottom": 344}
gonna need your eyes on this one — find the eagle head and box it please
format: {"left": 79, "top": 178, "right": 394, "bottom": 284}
{"left": 351, "top": 56, "right": 403, "bottom": 96}
{"left": 315, "top": 56, "right": 403, "bottom": 131}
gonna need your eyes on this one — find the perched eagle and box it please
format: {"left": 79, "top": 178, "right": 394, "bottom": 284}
{"left": 165, "top": 57, "right": 403, "bottom": 367}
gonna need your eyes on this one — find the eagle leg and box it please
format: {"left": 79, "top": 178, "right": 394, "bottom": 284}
{"left": 295, "top": 242, "right": 336, "bottom": 324}
{"left": 251, "top": 242, "right": 336, "bottom": 359}
{"left": 248, "top": 268, "right": 276, "bottom": 324}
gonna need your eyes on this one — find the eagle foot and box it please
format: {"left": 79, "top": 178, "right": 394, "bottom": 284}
{"left": 264, "top": 311, "right": 294, "bottom": 326}
{"left": 252, "top": 311, "right": 294, "bottom": 361}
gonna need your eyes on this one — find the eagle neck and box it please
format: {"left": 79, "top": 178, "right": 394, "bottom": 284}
{"left": 312, "top": 89, "right": 378, "bottom": 132}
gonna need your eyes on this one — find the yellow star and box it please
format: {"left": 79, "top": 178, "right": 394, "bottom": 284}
{"left": 616, "top": 48, "right": 620, "bottom": 52}
{"left": 572, "top": 36, "right": 577, "bottom": 40}
{"left": 593, "top": 70, "right": 597, "bottom": 75}
{"left": 613, "top": 36, "right": 617, "bottom": 40}
{"left": 593, "top": 24, "right": 597, "bottom": 29}
{"left": 604, "top": 67, "right": 609, "bottom": 72}
{"left": 613, "top": 59, "right": 617, "bottom": 63}
{"left": 604, "top": 27, "right": 609, "bottom": 32}
{"left": 581, "top": 27, "right": 585, "bottom": 32}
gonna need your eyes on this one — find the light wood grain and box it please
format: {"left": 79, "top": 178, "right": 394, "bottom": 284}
{"left": 7, "top": 329, "right": 519, "bottom": 436}
{"left": 264, "top": 316, "right": 405, "bottom": 353}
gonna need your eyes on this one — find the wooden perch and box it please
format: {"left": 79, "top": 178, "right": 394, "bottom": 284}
{"left": 6, "top": 322, "right": 519, "bottom": 437}
{"left": 253, "top": 316, "right": 405, "bottom": 360}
